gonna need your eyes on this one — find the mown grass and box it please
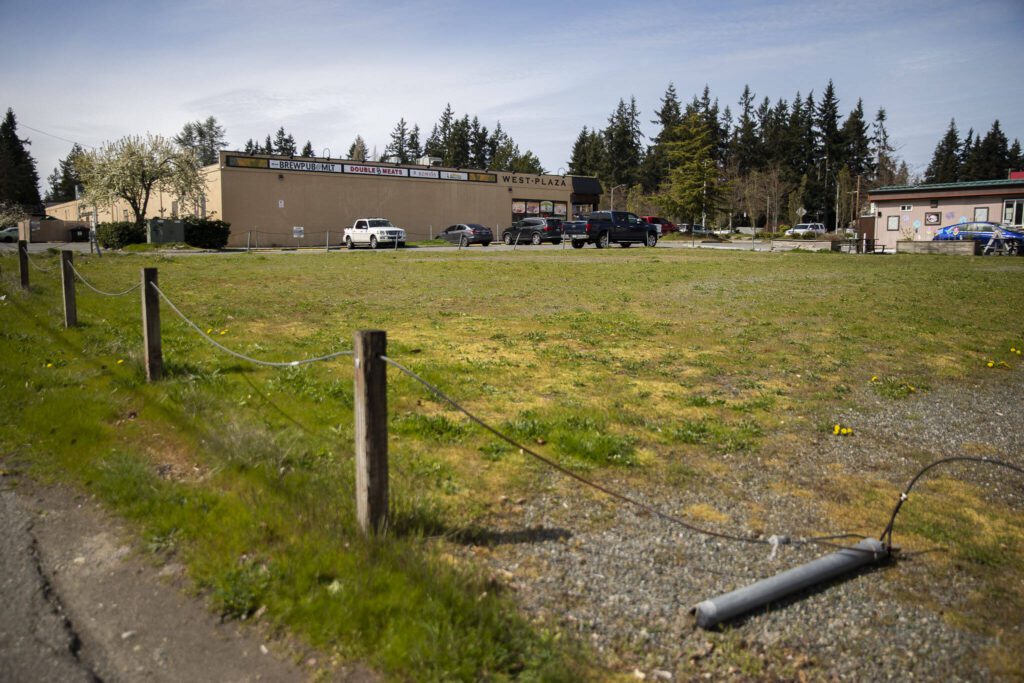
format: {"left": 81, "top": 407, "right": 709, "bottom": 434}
{"left": 1, "top": 246, "right": 1023, "bottom": 678}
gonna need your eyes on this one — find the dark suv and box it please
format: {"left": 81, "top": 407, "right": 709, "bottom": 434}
{"left": 502, "top": 217, "right": 563, "bottom": 245}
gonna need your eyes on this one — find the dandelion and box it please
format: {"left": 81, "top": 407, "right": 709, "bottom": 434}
{"left": 206, "top": 328, "right": 213, "bottom": 334}
{"left": 220, "top": 329, "right": 228, "bottom": 336}
{"left": 46, "top": 362, "right": 53, "bottom": 368}
{"left": 870, "top": 375, "right": 878, "bottom": 382}
{"left": 987, "top": 361, "right": 995, "bottom": 368}
{"left": 116, "top": 359, "right": 124, "bottom": 365}
{"left": 833, "top": 424, "right": 841, "bottom": 435}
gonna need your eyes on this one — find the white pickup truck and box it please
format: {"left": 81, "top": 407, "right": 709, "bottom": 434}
{"left": 344, "top": 218, "right": 407, "bottom": 249}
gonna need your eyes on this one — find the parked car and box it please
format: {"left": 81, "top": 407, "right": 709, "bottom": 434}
{"left": 344, "top": 218, "right": 407, "bottom": 249}
{"left": 564, "top": 211, "right": 658, "bottom": 248}
{"left": 502, "top": 217, "right": 563, "bottom": 245}
{"left": 641, "top": 216, "right": 678, "bottom": 235}
{"left": 933, "top": 221, "right": 1024, "bottom": 253}
{"left": 784, "top": 223, "right": 827, "bottom": 237}
{"left": 440, "top": 223, "right": 492, "bottom": 246}
{"left": 0, "top": 226, "right": 18, "bottom": 243}
{"left": 690, "top": 224, "right": 711, "bottom": 236}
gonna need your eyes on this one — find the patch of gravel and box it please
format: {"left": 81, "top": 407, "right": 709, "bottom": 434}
{"left": 450, "top": 370, "right": 1024, "bottom": 680}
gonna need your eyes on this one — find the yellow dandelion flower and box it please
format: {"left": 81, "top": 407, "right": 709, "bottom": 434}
{"left": 987, "top": 361, "right": 995, "bottom": 368}
{"left": 833, "top": 424, "right": 841, "bottom": 435}
{"left": 841, "top": 428, "right": 850, "bottom": 435}
{"left": 116, "top": 359, "right": 124, "bottom": 365}
{"left": 46, "top": 362, "right": 53, "bottom": 368}
{"left": 206, "top": 328, "right": 213, "bottom": 334}
{"left": 219, "top": 329, "right": 228, "bottom": 336}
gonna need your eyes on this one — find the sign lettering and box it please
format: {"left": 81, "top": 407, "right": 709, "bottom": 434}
{"left": 270, "top": 159, "right": 342, "bottom": 173}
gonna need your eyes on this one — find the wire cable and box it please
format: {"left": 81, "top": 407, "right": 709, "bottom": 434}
{"left": 20, "top": 244, "right": 58, "bottom": 272}
{"left": 381, "top": 354, "right": 867, "bottom": 553}
{"left": 150, "top": 282, "right": 352, "bottom": 367}
{"left": 68, "top": 261, "right": 140, "bottom": 296}
{"left": 880, "top": 456, "right": 1024, "bottom": 550}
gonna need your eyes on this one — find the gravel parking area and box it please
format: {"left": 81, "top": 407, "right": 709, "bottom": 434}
{"left": 449, "top": 370, "right": 1024, "bottom": 680}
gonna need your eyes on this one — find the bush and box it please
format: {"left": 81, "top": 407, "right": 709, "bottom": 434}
{"left": 184, "top": 217, "right": 231, "bottom": 249}
{"left": 96, "top": 221, "right": 145, "bottom": 249}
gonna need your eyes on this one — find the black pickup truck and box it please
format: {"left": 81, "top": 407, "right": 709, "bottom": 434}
{"left": 562, "top": 211, "right": 659, "bottom": 248}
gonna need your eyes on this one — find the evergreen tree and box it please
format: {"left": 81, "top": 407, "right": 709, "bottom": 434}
{"left": 469, "top": 117, "right": 490, "bottom": 169}
{"left": 816, "top": 80, "right": 843, "bottom": 167}
{"left": 872, "top": 107, "right": 900, "bottom": 186}
{"left": 447, "top": 115, "right": 471, "bottom": 167}
{"left": 408, "top": 125, "right": 423, "bottom": 161}
{"left": 263, "top": 135, "right": 273, "bottom": 155}
{"left": 301, "top": 141, "right": 314, "bottom": 157}
{"left": 1009, "top": 139, "right": 1023, "bottom": 172}
{"left": 568, "top": 126, "right": 605, "bottom": 176}
{"left": 272, "top": 127, "right": 296, "bottom": 156}
{"left": 972, "top": 120, "right": 1010, "bottom": 180}
{"left": 510, "top": 149, "right": 545, "bottom": 174}
{"left": 959, "top": 131, "right": 981, "bottom": 180}
{"left": 640, "top": 83, "right": 684, "bottom": 190}
{"left": 924, "top": 119, "right": 961, "bottom": 183}
{"left": 424, "top": 104, "right": 455, "bottom": 160}
{"left": 731, "top": 84, "right": 760, "bottom": 174}
{"left": 0, "top": 108, "right": 42, "bottom": 212}
{"left": 840, "top": 99, "right": 873, "bottom": 178}
{"left": 347, "top": 135, "right": 368, "bottom": 161}
{"left": 44, "top": 143, "right": 83, "bottom": 203}
{"left": 243, "top": 138, "right": 258, "bottom": 154}
{"left": 174, "top": 116, "right": 227, "bottom": 165}
{"left": 385, "top": 117, "right": 411, "bottom": 163}
{"left": 654, "top": 112, "right": 724, "bottom": 224}
{"left": 603, "top": 97, "right": 644, "bottom": 186}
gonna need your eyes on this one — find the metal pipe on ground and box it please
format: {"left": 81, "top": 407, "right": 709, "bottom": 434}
{"left": 692, "top": 538, "right": 888, "bottom": 629}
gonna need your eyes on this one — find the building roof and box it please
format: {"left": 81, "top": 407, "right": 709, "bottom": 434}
{"left": 871, "top": 178, "right": 1024, "bottom": 195}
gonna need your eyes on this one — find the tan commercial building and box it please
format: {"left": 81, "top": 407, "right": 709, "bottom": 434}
{"left": 867, "top": 178, "right": 1024, "bottom": 252}
{"left": 41, "top": 152, "right": 603, "bottom": 247}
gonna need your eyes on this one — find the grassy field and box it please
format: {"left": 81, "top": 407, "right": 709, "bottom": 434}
{"left": 1, "top": 246, "right": 1022, "bottom": 679}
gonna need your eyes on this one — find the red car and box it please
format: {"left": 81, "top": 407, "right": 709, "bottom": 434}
{"left": 641, "top": 216, "right": 678, "bottom": 234}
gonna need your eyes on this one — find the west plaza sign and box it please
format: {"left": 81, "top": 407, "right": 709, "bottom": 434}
{"left": 227, "top": 156, "right": 567, "bottom": 188}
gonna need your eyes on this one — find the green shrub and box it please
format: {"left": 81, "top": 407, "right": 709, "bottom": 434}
{"left": 184, "top": 217, "right": 232, "bottom": 249}
{"left": 96, "top": 221, "right": 145, "bottom": 249}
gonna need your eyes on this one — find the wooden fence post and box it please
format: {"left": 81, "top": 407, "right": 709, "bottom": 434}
{"left": 18, "top": 240, "right": 29, "bottom": 290}
{"left": 354, "top": 329, "right": 388, "bottom": 535}
{"left": 60, "top": 251, "right": 77, "bottom": 328}
{"left": 141, "top": 267, "right": 163, "bottom": 381}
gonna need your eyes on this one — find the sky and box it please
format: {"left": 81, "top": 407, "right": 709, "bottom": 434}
{"left": 2, "top": 0, "right": 1023, "bottom": 191}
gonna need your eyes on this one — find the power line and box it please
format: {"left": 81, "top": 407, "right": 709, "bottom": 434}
{"left": 19, "top": 123, "right": 97, "bottom": 150}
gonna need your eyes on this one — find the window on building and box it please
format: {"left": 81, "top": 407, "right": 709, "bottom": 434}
{"left": 900, "top": 204, "right": 913, "bottom": 211}
{"left": 1004, "top": 199, "right": 1023, "bottom": 227}
{"left": 887, "top": 215, "right": 900, "bottom": 231}
{"left": 973, "top": 207, "right": 989, "bottom": 223}
{"left": 930, "top": 200, "right": 938, "bottom": 208}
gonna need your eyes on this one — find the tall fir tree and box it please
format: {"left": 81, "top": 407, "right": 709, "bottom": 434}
{"left": 347, "top": 136, "right": 368, "bottom": 161}
{"left": 924, "top": 119, "right": 961, "bottom": 183}
{"left": 731, "top": 84, "right": 760, "bottom": 174}
{"left": 840, "top": 99, "right": 873, "bottom": 178}
{"left": 263, "top": 135, "right": 273, "bottom": 155}
{"left": 44, "top": 143, "right": 83, "bottom": 203}
{"left": 272, "top": 127, "right": 296, "bottom": 156}
{"left": 408, "top": 125, "right": 423, "bottom": 161}
{"left": 872, "top": 107, "right": 900, "bottom": 186}
{"left": 469, "top": 116, "right": 490, "bottom": 169}
{"left": 959, "top": 131, "right": 982, "bottom": 181}
{"left": 0, "top": 108, "right": 42, "bottom": 212}
{"left": 1009, "top": 139, "right": 1023, "bottom": 172}
{"left": 447, "top": 115, "right": 471, "bottom": 167}
{"left": 972, "top": 120, "right": 1010, "bottom": 180}
{"left": 655, "top": 111, "right": 725, "bottom": 224}
{"left": 603, "top": 97, "right": 644, "bottom": 186}
{"left": 640, "top": 83, "right": 684, "bottom": 190}
{"left": 301, "top": 141, "right": 314, "bottom": 157}
{"left": 385, "top": 118, "right": 411, "bottom": 163}
{"left": 174, "top": 116, "right": 227, "bottom": 165}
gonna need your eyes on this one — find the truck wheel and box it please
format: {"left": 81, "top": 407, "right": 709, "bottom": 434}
{"left": 571, "top": 240, "right": 584, "bottom": 249}
{"left": 346, "top": 236, "right": 354, "bottom": 250}
{"left": 503, "top": 233, "right": 513, "bottom": 245}
{"left": 646, "top": 232, "right": 658, "bottom": 247}
{"left": 596, "top": 232, "right": 609, "bottom": 249}
{"left": 620, "top": 242, "right": 631, "bottom": 248}
{"left": 370, "top": 236, "right": 378, "bottom": 249}
{"left": 531, "top": 233, "right": 542, "bottom": 245}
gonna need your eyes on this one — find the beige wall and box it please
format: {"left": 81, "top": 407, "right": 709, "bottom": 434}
{"left": 872, "top": 192, "right": 1024, "bottom": 251}
{"left": 219, "top": 154, "right": 578, "bottom": 246}
{"left": 41, "top": 165, "right": 222, "bottom": 235}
